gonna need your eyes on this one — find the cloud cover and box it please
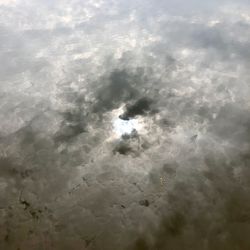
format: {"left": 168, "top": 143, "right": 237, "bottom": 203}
{"left": 1, "top": 0, "right": 250, "bottom": 249}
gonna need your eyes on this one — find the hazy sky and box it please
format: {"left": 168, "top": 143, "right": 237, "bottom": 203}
{"left": 1, "top": 1, "right": 250, "bottom": 249}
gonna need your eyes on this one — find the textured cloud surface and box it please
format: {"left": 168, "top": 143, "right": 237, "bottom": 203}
{"left": 1, "top": 1, "right": 250, "bottom": 249}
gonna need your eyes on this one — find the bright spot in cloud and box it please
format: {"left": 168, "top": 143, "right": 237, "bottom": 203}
{"left": 113, "top": 118, "right": 138, "bottom": 136}
{"left": 0, "top": 0, "right": 17, "bottom": 5}
{"left": 108, "top": 105, "right": 146, "bottom": 141}
{"left": 208, "top": 20, "right": 220, "bottom": 27}
{"left": 181, "top": 48, "right": 191, "bottom": 57}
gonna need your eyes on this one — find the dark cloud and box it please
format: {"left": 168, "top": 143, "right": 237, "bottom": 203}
{"left": 93, "top": 69, "right": 139, "bottom": 114}
{"left": 121, "top": 129, "right": 139, "bottom": 140}
{"left": 139, "top": 199, "right": 150, "bottom": 207}
{"left": 54, "top": 110, "right": 86, "bottom": 143}
{"left": 130, "top": 152, "right": 250, "bottom": 250}
{"left": 113, "top": 142, "right": 134, "bottom": 155}
{"left": 113, "top": 132, "right": 141, "bottom": 156}
{"left": 119, "top": 97, "right": 155, "bottom": 120}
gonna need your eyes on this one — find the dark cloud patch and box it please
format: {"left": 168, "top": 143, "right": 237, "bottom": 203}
{"left": 52, "top": 88, "right": 89, "bottom": 143}
{"left": 119, "top": 97, "right": 155, "bottom": 120}
{"left": 54, "top": 110, "right": 86, "bottom": 143}
{"left": 93, "top": 69, "right": 139, "bottom": 114}
{"left": 113, "top": 142, "right": 134, "bottom": 155}
{"left": 112, "top": 129, "right": 144, "bottom": 156}
{"left": 121, "top": 129, "right": 139, "bottom": 140}
{"left": 132, "top": 237, "right": 150, "bottom": 250}
{"left": 0, "top": 123, "right": 83, "bottom": 201}
{"left": 0, "top": 157, "right": 34, "bottom": 181}
{"left": 0, "top": 157, "right": 27, "bottom": 198}
{"left": 130, "top": 211, "right": 187, "bottom": 250}
{"left": 139, "top": 199, "right": 150, "bottom": 207}
{"left": 113, "top": 140, "right": 138, "bottom": 156}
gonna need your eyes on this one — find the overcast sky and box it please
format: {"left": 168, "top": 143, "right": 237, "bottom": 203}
{"left": 1, "top": 1, "right": 250, "bottom": 249}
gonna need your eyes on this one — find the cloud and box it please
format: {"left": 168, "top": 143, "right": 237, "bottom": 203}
{"left": 1, "top": 0, "right": 250, "bottom": 249}
{"left": 93, "top": 69, "right": 139, "bottom": 114}
{"left": 119, "top": 97, "right": 155, "bottom": 120}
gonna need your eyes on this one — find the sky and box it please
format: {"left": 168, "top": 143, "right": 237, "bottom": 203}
{"left": 1, "top": 0, "right": 250, "bottom": 249}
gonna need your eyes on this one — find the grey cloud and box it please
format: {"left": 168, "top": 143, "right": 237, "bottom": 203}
{"left": 113, "top": 133, "right": 140, "bottom": 156}
{"left": 54, "top": 109, "right": 87, "bottom": 143}
{"left": 1, "top": 0, "right": 250, "bottom": 249}
{"left": 209, "top": 104, "right": 250, "bottom": 145}
{"left": 130, "top": 152, "right": 250, "bottom": 250}
{"left": 93, "top": 69, "right": 139, "bottom": 114}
